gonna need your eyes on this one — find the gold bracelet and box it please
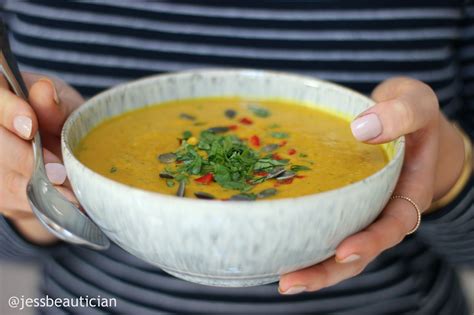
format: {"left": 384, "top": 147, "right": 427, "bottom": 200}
{"left": 426, "top": 123, "right": 473, "bottom": 214}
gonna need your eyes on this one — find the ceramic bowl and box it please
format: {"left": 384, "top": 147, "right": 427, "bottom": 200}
{"left": 61, "top": 69, "right": 404, "bottom": 287}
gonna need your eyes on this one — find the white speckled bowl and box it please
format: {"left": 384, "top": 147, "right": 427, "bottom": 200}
{"left": 61, "top": 69, "right": 404, "bottom": 287}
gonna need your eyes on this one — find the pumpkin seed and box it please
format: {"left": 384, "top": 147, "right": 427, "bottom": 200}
{"left": 179, "top": 113, "right": 196, "bottom": 121}
{"left": 158, "top": 153, "right": 177, "bottom": 164}
{"left": 207, "top": 126, "right": 230, "bottom": 133}
{"left": 176, "top": 181, "right": 186, "bottom": 197}
{"left": 159, "top": 172, "right": 174, "bottom": 179}
{"left": 276, "top": 170, "right": 296, "bottom": 181}
{"left": 257, "top": 188, "right": 277, "bottom": 199}
{"left": 166, "top": 180, "right": 175, "bottom": 187}
{"left": 194, "top": 191, "right": 215, "bottom": 199}
{"left": 248, "top": 104, "right": 270, "bottom": 118}
{"left": 224, "top": 109, "right": 237, "bottom": 119}
{"left": 271, "top": 132, "right": 289, "bottom": 139}
{"left": 230, "top": 193, "right": 257, "bottom": 201}
{"left": 261, "top": 143, "right": 279, "bottom": 153}
{"left": 266, "top": 166, "right": 285, "bottom": 179}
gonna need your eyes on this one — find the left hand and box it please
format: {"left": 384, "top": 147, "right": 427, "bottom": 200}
{"left": 278, "top": 77, "right": 466, "bottom": 295}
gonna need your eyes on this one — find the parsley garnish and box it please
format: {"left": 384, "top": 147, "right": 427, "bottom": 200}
{"left": 161, "top": 130, "right": 289, "bottom": 192}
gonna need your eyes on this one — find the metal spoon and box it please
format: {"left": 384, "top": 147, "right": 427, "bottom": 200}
{"left": 0, "top": 22, "right": 109, "bottom": 250}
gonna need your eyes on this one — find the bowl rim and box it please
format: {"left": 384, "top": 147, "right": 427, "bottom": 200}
{"left": 61, "top": 68, "right": 405, "bottom": 207}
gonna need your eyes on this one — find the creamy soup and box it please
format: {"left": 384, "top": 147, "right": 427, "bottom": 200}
{"left": 75, "top": 97, "right": 388, "bottom": 200}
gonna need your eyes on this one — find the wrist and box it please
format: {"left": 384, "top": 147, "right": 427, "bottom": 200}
{"left": 9, "top": 216, "right": 59, "bottom": 245}
{"left": 429, "top": 117, "right": 472, "bottom": 213}
{"left": 432, "top": 115, "right": 465, "bottom": 199}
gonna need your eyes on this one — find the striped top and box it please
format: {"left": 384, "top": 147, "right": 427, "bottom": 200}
{"left": 0, "top": 1, "right": 473, "bottom": 314}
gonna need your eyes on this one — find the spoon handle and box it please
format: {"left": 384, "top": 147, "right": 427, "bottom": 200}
{"left": 0, "top": 21, "right": 45, "bottom": 170}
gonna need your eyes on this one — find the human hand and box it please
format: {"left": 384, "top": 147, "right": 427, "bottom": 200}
{"left": 0, "top": 73, "right": 84, "bottom": 244}
{"left": 278, "top": 77, "right": 466, "bottom": 294}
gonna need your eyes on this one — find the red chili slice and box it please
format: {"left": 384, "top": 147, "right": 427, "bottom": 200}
{"left": 250, "top": 135, "right": 260, "bottom": 147}
{"left": 239, "top": 117, "right": 253, "bottom": 125}
{"left": 274, "top": 178, "right": 294, "bottom": 187}
{"left": 288, "top": 148, "right": 296, "bottom": 155}
{"left": 279, "top": 140, "right": 287, "bottom": 147}
{"left": 195, "top": 173, "right": 214, "bottom": 185}
{"left": 254, "top": 171, "right": 269, "bottom": 176}
{"left": 228, "top": 125, "right": 238, "bottom": 130}
{"left": 272, "top": 153, "right": 283, "bottom": 160}
{"left": 295, "top": 175, "right": 306, "bottom": 179}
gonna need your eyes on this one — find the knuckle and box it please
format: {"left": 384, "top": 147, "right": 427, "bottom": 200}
{"left": 393, "top": 99, "right": 415, "bottom": 130}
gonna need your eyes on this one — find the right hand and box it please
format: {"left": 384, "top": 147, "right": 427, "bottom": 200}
{"left": 0, "top": 73, "right": 84, "bottom": 244}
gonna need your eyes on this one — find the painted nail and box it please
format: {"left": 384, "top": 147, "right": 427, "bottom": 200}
{"left": 39, "top": 78, "right": 60, "bottom": 105}
{"left": 45, "top": 163, "right": 67, "bottom": 185}
{"left": 337, "top": 254, "right": 361, "bottom": 264}
{"left": 350, "top": 113, "right": 382, "bottom": 141}
{"left": 279, "top": 285, "right": 306, "bottom": 295}
{"left": 13, "top": 115, "right": 32, "bottom": 139}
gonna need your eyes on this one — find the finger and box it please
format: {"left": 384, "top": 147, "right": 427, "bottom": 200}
{"left": 279, "top": 255, "right": 367, "bottom": 294}
{"left": 0, "top": 85, "right": 38, "bottom": 140}
{"left": 54, "top": 185, "right": 79, "bottom": 207}
{"left": 0, "top": 170, "right": 31, "bottom": 211}
{"left": 351, "top": 77, "right": 439, "bottom": 143}
{"left": 0, "top": 208, "right": 36, "bottom": 220}
{"left": 335, "top": 201, "right": 413, "bottom": 264}
{"left": 335, "top": 159, "right": 434, "bottom": 266}
{"left": 0, "top": 127, "right": 67, "bottom": 184}
{"left": 0, "top": 172, "right": 77, "bottom": 218}
{"left": 28, "top": 74, "right": 84, "bottom": 136}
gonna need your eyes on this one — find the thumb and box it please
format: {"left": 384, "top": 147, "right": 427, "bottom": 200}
{"left": 25, "top": 73, "right": 84, "bottom": 136}
{"left": 351, "top": 77, "right": 439, "bottom": 144}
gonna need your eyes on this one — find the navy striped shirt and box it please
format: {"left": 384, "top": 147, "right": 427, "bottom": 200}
{"left": 0, "top": 1, "right": 473, "bottom": 314}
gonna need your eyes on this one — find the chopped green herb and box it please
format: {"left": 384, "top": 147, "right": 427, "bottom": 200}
{"left": 182, "top": 130, "right": 192, "bottom": 140}
{"left": 248, "top": 104, "right": 270, "bottom": 118}
{"left": 267, "top": 123, "right": 280, "bottom": 129}
{"left": 291, "top": 165, "right": 312, "bottom": 172}
{"left": 193, "top": 122, "right": 207, "bottom": 126}
{"left": 166, "top": 180, "right": 175, "bottom": 187}
{"left": 110, "top": 166, "right": 117, "bottom": 173}
{"left": 271, "top": 132, "right": 289, "bottom": 139}
{"left": 298, "top": 153, "right": 308, "bottom": 158}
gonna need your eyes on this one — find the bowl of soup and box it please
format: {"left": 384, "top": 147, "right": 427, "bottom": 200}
{"left": 61, "top": 69, "right": 404, "bottom": 287}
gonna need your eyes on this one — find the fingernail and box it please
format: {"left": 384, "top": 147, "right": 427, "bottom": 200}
{"left": 351, "top": 113, "right": 382, "bottom": 141}
{"left": 279, "top": 285, "right": 306, "bottom": 295}
{"left": 337, "top": 254, "right": 361, "bottom": 264}
{"left": 13, "top": 115, "right": 32, "bottom": 139}
{"left": 45, "top": 163, "right": 67, "bottom": 185}
{"left": 39, "top": 78, "right": 60, "bottom": 105}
